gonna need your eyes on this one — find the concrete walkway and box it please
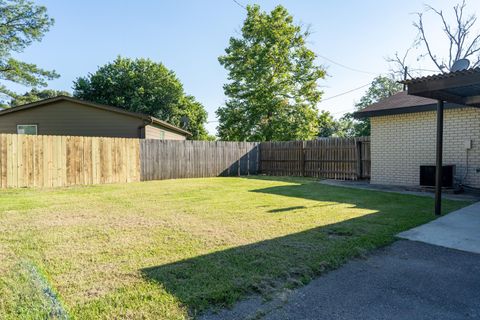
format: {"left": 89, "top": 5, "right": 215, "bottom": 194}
{"left": 397, "top": 202, "right": 480, "bottom": 254}
{"left": 318, "top": 179, "right": 480, "bottom": 202}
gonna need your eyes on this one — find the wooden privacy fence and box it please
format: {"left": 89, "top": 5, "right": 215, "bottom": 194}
{"left": 0, "top": 134, "right": 140, "bottom": 188}
{"left": 140, "top": 140, "right": 259, "bottom": 180}
{"left": 259, "top": 137, "right": 370, "bottom": 180}
{"left": 0, "top": 134, "right": 369, "bottom": 188}
{"left": 0, "top": 134, "right": 259, "bottom": 188}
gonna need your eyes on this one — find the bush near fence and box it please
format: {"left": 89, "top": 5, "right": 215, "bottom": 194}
{"left": 0, "top": 134, "right": 369, "bottom": 188}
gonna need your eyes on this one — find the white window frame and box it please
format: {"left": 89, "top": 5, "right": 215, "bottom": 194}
{"left": 16, "top": 124, "right": 38, "bottom": 135}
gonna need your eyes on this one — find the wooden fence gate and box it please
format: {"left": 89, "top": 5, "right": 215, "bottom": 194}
{"left": 259, "top": 137, "right": 370, "bottom": 180}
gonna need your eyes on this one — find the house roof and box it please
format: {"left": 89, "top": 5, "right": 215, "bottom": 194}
{"left": 0, "top": 96, "right": 192, "bottom": 136}
{"left": 355, "top": 91, "right": 464, "bottom": 118}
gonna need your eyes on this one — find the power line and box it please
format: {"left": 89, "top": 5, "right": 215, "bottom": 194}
{"left": 317, "top": 54, "right": 378, "bottom": 75}
{"left": 331, "top": 108, "right": 356, "bottom": 116}
{"left": 409, "top": 68, "right": 440, "bottom": 73}
{"left": 232, "top": 0, "right": 247, "bottom": 10}
{"left": 319, "top": 83, "right": 370, "bottom": 103}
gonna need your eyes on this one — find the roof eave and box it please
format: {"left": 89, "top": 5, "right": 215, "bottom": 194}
{"left": 355, "top": 102, "right": 468, "bottom": 118}
{"left": 149, "top": 117, "right": 192, "bottom": 136}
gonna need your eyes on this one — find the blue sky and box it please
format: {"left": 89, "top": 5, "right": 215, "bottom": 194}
{"left": 11, "top": 0, "right": 480, "bottom": 134}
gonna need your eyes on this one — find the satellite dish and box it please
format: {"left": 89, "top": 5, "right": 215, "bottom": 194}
{"left": 451, "top": 58, "right": 470, "bottom": 72}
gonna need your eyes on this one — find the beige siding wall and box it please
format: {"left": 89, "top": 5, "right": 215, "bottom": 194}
{"left": 0, "top": 100, "right": 145, "bottom": 138}
{"left": 370, "top": 107, "right": 480, "bottom": 188}
{"left": 0, "top": 100, "right": 188, "bottom": 140}
{"left": 145, "top": 124, "right": 186, "bottom": 140}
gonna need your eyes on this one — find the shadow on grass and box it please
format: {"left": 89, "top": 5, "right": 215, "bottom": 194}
{"left": 267, "top": 206, "right": 306, "bottom": 213}
{"left": 141, "top": 177, "right": 460, "bottom": 315}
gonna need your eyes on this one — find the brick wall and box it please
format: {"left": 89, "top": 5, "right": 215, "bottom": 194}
{"left": 370, "top": 107, "right": 480, "bottom": 188}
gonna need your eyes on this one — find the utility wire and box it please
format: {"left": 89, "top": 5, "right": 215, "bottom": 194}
{"left": 319, "top": 83, "right": 370, "bottom": 103}
{"left": 409, "top": 68, "right": 440, "bottom": 73}
{"left": 317, "top": 54, "right": 378, "bottom": 75}
{"left": 232, "top": 0, "right": 247, "bottom": 10}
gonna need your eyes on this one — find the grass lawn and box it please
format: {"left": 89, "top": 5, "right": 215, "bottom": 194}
{"left": 0, "top": 176, "right": 470, "bottom": 319}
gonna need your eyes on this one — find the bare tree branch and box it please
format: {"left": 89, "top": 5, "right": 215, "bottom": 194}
{"left": 388, "top": 1, "right": 480, "bottom": 76}
{"left": 415, "top": 13, "right": 446, "bottom": 72}
{"left": 386, "top": 49, "right": 417, "bottom": 79}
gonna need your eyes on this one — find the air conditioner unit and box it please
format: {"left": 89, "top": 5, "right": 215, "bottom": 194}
{"left": 420, "top": 165, "right": 455, "bottom": 188}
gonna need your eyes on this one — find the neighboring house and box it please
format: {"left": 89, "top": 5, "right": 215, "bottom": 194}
{"left": 356, "top": 91, "right": 480, "bottom": 188}
{"left": 0, "top": 96, "right": 191, "bottom": 140}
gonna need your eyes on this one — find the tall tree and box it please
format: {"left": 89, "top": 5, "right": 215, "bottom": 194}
{"left": 9, "top": 88, "right": 70, "bottom": 106}
{"left": 389, "top": 1, "right": 480, "bottom": 78}
{"left": 0, "top": 0, "right": 58, "bottom": 104}
{"left": 73, "top": 57, "right": 209, "bottom": 140}
{"left": 217, "top": 5, "right": 326, "bottom": 141}
{"left": 317, "top": 110, "right": 338, "bottom": 137}
{"left": 343, "top": 76, "right": 402, "bottom": 137}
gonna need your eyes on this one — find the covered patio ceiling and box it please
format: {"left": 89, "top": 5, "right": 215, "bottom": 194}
{"left": 403, "top": 68, "right": 480, "bottom": 107}
{"left": 401, "top": 67, "right": 480, "bottom": 216}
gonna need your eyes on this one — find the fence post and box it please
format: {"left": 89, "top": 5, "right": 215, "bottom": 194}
{"left": 237, "top": 142, "right": 241, "bottom": 177}
{"left": 257, "top": 143, "right": 261, "bottom": 174}
{"left": 247, "top": 144, "right": 250, "bottom": 176}
{"left": 301, "top": 141, "right": 306, "bottom": 177}
{"left": 356, "top": 139, "right": 362, "bottom": 179}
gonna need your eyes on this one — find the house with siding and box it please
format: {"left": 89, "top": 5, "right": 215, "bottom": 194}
{"left": 0, "top": 96, "right": 191, "bottom": 140}
{"left": 356, "top": 90, "right": 480, "bottom": 188}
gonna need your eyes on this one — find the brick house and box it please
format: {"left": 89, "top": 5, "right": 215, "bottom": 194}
{"left": 356, "top": 91, "right": 480, "bottom": 188}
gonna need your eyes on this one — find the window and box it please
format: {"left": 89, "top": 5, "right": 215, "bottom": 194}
{"left": 159, "top": 130, "right": 165, "bottom": 140}
{"left": 17, "top": 124, "right": 38, "bottom": 135}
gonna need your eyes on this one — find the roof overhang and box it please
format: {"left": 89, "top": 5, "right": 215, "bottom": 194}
{"left": 401, "top": 68, "right": 480, "bottom": 107}
{"left": 354, "top": 102, "right": 465, "bottom": 118}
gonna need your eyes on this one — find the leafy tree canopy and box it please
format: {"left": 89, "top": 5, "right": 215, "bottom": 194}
{"left": 342, "top": 76, "right": 402, "bottom": 137}
{"left": 217, "top": 5, "right": 326, "bottom": 141}
{"left": 73, "top": 57, "right": 209, "bottom": 140}
{"left": 9, "top": 88, "right": 70, "bottom": 107}
{"left": 0, "top": 0, "right": 58, "bottom": 104}
{"left": 317, "top": 110, "right": 338, "bottom": 137}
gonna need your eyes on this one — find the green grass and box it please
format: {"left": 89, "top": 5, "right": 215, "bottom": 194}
{"left": 0, "top": 176, "right": 470, "bottom": 319}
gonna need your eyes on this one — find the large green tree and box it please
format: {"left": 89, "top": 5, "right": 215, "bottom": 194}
{"left": 343, "top": 76, "right": 402, "bottom": 137}
{"left": 317, "top": 110, "right": 338, "bottom": 137}
{"left": 217, "top": 5, "right": 326, "bottom": 141}
{"left": 9, "top": 88, "right": 70, "bottom": 106}
{"left": 73, "top": 57, "right": 209, "bottom": 140}
{"left": 0, "top": 0, "right": 58, "bottom": 104}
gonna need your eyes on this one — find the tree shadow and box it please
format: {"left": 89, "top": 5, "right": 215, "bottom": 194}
{"left": 140, "top": 177, "right": 461, "bottom": 316}
{"left": 267, "top": 206, "right": 306, "bottom": 213}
